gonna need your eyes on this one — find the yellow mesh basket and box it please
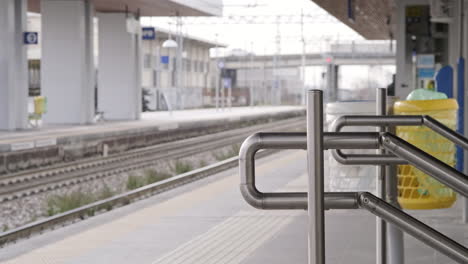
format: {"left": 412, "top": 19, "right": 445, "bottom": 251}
{"left": 394, "top": 99, "right": 458, "bottom": 210}
{"left": 34, "top": 96, "right": 47, "bottom": 115}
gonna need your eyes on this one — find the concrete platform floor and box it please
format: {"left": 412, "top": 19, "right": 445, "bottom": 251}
{"left": 0, "top": 106, "right": 304, "bottom": 143}
{"left": 0, "top": 106, "right": 304, "bottom": 153}
{"left": 0, "top": 150, "right": 467, "bottom": 264}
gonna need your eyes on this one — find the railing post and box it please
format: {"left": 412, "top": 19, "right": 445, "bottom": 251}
{"left": 378, "top": 88, "right": 405, "bottom": 264}
{"left": 376, "top": 88, "right": 387, "bottom": 264}
{"left": 307, "top": 89, "right": 325, "bottom": 264}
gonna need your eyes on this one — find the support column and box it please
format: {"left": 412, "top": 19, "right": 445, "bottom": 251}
{"left": 41, "top": 0, "right": 95, "bottom": 124}
{"left": 97, "top": 13, "right": 142, "bottom": 120}
{"left": 0, "top": 0, "right": 28, "bottom": 130}
{"left": 326, "top": 63, "right": 338, "bottom": 102}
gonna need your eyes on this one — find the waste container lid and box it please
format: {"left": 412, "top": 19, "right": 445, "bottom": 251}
{"left": 326, "top": 101, "right": 376, "bottom": 115}
{"left": 394, "top": 98, "right": 458, "bottom": 112}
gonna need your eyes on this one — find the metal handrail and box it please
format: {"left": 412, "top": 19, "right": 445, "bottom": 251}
{"left": 330, "top": 115, "right": 468, "bottom": 165}
{"left": 358, "top": 192, "right": 468, "bottom": 263}
{"left": 238, "top": 131, "right": 468, "bottom": 263}
{"left": 327, "top": 113, "right": 468, "bottom": 197}
{"left": 239, "top": 132, "right": 379, "bottom": 210}
{"left": 239, "top": 90, "right": 468, "bottom": 264}
{"left": 381, "top": 132, "right": 468, "bottom": 197}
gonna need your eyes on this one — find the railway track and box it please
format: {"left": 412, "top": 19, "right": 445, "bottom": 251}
{"left": 0, "top": 117, "right": 305, "bottom": 202}
{"left": 0, "top": 150, "right": 276, "bottom": 246}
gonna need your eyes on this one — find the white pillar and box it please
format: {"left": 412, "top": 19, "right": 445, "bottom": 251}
{"left": 0, "top": 0, "right": 28, "bottom": 130}
{"left": 97, "top": 13, "right": 142, "bottom": 120}
{"left": 41, "top": 0, "right": 95, "bottom": 125}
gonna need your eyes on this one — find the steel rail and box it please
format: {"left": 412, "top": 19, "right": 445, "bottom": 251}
{"left": 375, "top": 87, "right": 387, "bottom": 264}
{"left": 1, "top": 116, "right": 305, "bottom": 185}
{"left": 0, "top": 151, "right": 273, "bottom": 247}
{"left": 331, "top": 131, "right": 468, "bottom": 198}
{"left": 381, "top": 132, "right": 468, "bottom": 197}
{"left": 239, "top": 132, "right": 380, "bottom": 209}
{"left": 0, "top": 118, "right": 305, "bottom": 202}
{"left": 358, "top": 192, "right": 468, "bottom": 264}
{"left": 329, "top": 115, "right": 468, "bottom": 165}
{"left": 239, "top": 131, "right": 468, "bottom": 263}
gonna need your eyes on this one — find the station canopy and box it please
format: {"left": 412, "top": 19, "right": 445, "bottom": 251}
{"left": 28, "top": 0, "right": 222, "bottom": 16}
{"left": 311, "top": 0, "right": 395, "bottom": 40}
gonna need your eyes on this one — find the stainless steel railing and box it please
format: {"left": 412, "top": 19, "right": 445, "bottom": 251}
{"left": 239, "top": 132, "right": 379, "bottom": 210}
{"left": 330, "top": 114, "right": 468, "bottom": 165}
{"left": 239, "top": 89, "right": 468, "bottom": 264}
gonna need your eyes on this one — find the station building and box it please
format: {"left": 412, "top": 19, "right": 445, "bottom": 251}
{"left": 140, "top": 28, "right": 223, "bottom": 111}
{"left": 24, "top": 16, "right": 222, "bottom": 112}
{"left": 0, "top": 0, "right": 222, "bottom": 130}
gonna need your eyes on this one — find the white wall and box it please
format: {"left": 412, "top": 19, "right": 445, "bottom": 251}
{"left": 41, "top": 0, "right": 95, "bottom": 125}
{"left": 0, "top": 0, "right": 28, "bottom": 130}
{"left": 97, "top": 13, "right": 141, "bottom": 120}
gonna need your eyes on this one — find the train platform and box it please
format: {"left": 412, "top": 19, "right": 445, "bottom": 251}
{"left": 1, "top": 150, "right": 466, "bottom": 264}
{"left": 0, "top": 106, "right": 304, "bottom": 151}
{"left": 0, "top": 106, "right": 304, "bottom": 174}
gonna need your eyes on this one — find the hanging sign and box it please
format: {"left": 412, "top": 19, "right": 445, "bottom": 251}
{"left": 142, "top": 27, "right": 156, "bottom": 40}
{"left": 417, "top": 54, "right": 435, "bottom": 68}
{"left": 23, "top": 32, "right": 38, "bottom": 45}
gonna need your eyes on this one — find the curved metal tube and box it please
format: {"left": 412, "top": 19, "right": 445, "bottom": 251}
{"left": 358, "top": 192, "right": 468, "bottom": 264}
{"left": 239, "top": 129, "right": 468, "bottom": 262}
{"left": 324, "top": 192, "right": 359, "bottom": 210}
{"left": 330, "top": 115, "right": 421, "bottom": 165}
{"left": 239, "top": 132, "right": 378, "bottom": 210}
{"left": 330, "top": 114, "right": 468, "bottom": 165}
{"left": 239, "top": 132, "right": 308, "bottom": 210}
{"left": 324, "top": 132, "right": 380, "bottom": 150}
{"left": 239, "top": 131, "right": 468, "bottom": 261}
{"left": 381, "top": 132, "right": 468, "bottom": 197}
{"left": 329, "top": 115, "right": 423, "bottom": 132}
{"left": 422, "top": 115, "right": 468, "bottom": 150}
{"left": 332, "top": 149, "right": 407, "bottom": 165}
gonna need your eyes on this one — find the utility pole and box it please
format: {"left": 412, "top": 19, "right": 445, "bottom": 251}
{"left": 215, "top": 34, "right": 219, "bottom": 111}
{"left": 263, "top": 45, "right": 267, "bottom": 105}
{"left": 227, "top": 48, "right": 232, "bottom": 110}
{"left": 250, "top": 41, "right": 254, "bottom": 107}
{"left": 275, "top": 15, "right": 281, "bottom": 105}
{"left": 219, "top": 40, "right": 225, "bottom": 110}
{"left": 221, "top": 60, "right": 225, "bottom": 110}
{"left": 175, "top": 14, "right": 182, "bottom": 110}
{"left": 180, "top": 17, "right": 186, "bottom": 109}
{"left": 271, "top": 16, "right": 281, "bottom": 105}
{"left": 301, "top": 9, "right": 307, "bottom": 105}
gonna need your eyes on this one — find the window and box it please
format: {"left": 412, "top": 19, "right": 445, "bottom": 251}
{"left": 160, "top": 56, "right": 169, "bottom": 70}
{"left": 144, "top": 54, "right": 152, "bottom": 69}
{"left": 153, "top": 69, "right": 159, "bottom": 87}
{"left": 199, "top": 61, "right": 204, "bottom": 73}
{"left": 185, "top": 59, "right": 191, "bottom": 72}
{"left": 153, "top": 55, "right": 159, "bottom": 71}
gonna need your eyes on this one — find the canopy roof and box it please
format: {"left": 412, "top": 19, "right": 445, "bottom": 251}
{"left": 152, "top": 27, "right": 226, "bottom": 48}
{"left": 311, "top": 0, "right": 395, "bottom": 40}
{"left": 28, "top": 0, "right": 222, "bottom": 17}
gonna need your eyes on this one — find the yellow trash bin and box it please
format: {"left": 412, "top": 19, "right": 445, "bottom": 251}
{"left": 34, "top": 96, "right": 47, "bottom": 115}
{"left": 394, "top": 99, "right": 458, "bottom": 209}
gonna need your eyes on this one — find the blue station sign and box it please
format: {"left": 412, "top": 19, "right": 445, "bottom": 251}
{"left": 142, "top": 27, "right": 156, "bottom": 40}
{"left": 23, "top": 32, "right": 38, "bottom": 45}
